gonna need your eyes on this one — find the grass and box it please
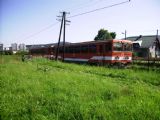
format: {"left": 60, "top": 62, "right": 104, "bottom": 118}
{"left": 0, "top": 55, "right": 160, "bottom": 120}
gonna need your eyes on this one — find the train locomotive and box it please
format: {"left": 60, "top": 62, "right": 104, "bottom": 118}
{"left": 29, "top": 39, "right": 132, "bottom": 65}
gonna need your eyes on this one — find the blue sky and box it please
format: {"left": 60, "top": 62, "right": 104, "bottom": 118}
{"left": 0, "top": 0, "right": 160, "bottom": 47}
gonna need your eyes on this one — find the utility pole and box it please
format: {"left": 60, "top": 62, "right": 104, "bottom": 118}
{"left": 125, "top": 30, "right": 127, "bottom": 40}
{"left": 122, "top": 30, "right": 127, "bottom": 40}
{"left": 62, "top": 12, "right": 66, "bottom": 62}
{"left": 62, "top": 12, "right": 70, "bottom": 61}
{"left": 55, "top": 13, "right": 64, "bottom": 61}
{"left": 155, "top": 29, "right": 159, "bottom": 59}
{"left": 55, "top": 11, "right": 70, "bottom": 61}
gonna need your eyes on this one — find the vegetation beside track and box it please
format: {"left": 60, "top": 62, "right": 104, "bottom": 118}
{"left": 1, "top": 55, "right": 160, "bottom": 120}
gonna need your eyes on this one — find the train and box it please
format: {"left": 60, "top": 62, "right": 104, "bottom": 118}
{"left": 29, "top": 39, "right": 133, "bottom": 65}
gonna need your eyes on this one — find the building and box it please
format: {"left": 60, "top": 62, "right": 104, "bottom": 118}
{"left": 11, "top": 43, "right": 18, "bottom": 51}
{"left": 4, "top": 47, "right": 11, "bottom": 51}
{"left": 126, "top": 35, "right": 160, "bottom": 58}
{"left": 0, "top": 42, "right": 3, "bottom": 52}
{"left": 19, "top": 43, "right": 26, "bottom": 51}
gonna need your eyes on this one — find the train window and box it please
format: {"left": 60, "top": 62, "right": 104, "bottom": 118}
{"left": 30, "top": 48, "right": 47, "bottom": 54}
{"left": 68, "top": 47, "right": 74, "bottom": 53}
{"left": 65, "top": 47, "right": 69, "bottom": 53}
{"left": 105, "top": 43, "right": 112, "bottom": 52}
{"left": 67, "top": 47, "right": 71, "bottom": 53}
{"left": 33, "top": 49, "right": 39, "bottom": 54}
{"left": 42, "top": 48, "right": 47, "bottom": 54}
{"left": 81, "top": 45, "right": 88, "bottom": 53}
{"left": 38, "top": 49, "right": 44, "bottom": 54}
{"left": 89, "top": 44, "right": 96, "bottom": 53}
{"left": 59, "top": 47, "right": 63, "bottom": 53}
{"left": 123, "top": 43, "right": 132, "bottom": 51}
{"left": 52, "top": 47, "right": 55, "bottom": 53}
{"left": 99, "top": 45, "right": 104, "bottom": 53}
{"left": 113, "top": 42, "right": 122, "bottom": 51}
{"left": 74, "top": 46, "right": 81, "bottom": 53}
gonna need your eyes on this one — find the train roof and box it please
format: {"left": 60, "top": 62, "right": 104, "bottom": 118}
{"left": 29, "top": 39, "right": 132, "bottom": 50}
{"left": 64, "top": 39, "right": 132, "bottom": 46}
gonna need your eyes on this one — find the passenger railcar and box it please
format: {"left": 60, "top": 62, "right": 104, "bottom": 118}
{"left": 29, "top": 39, "right": 132, "bottom": 65}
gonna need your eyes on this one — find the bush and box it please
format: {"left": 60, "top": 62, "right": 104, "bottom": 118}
{"left": 15, "top": 51, "right": 28, "bottom": 55}
{"left": 4, "top": 51, "right": 13, "bottom": 55}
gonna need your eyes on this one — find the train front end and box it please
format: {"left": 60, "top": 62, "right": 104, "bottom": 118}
{"left": 112, "top": 39, "right": 132, "bottom": 64}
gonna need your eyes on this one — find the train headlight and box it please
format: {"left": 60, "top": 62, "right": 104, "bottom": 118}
{"left": 115, "top": 56, "right": 119, "bottom": 60}
{"left": 124, "top": 56, "right": 129, "bottom": 60}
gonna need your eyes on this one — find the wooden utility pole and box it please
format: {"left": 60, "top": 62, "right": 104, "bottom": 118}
{"left": 147, "top": 48, "right": 150, "bottom": 71}
{"left": 62, "top": 12, "right": 66, "bottom": 61}
{"left": 55, "top": 11, "right": 70, "bottom": 61}
{"left": 55, "top": 13, "right": 64, "bottom": 61}
{"left": 155, "top": 29, "right": 159, "bottom": 59}
{"left": 62, "top": 12, "right": 70, "bottom": 61}
{"left": 122, "top": 30, "right": 127, "bottom": 40}
{"left": 125, "top": 30, "right": 127, "bottom": 40}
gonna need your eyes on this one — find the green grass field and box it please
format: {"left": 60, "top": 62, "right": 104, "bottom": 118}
{"left": 0, "top": 55, "right": 160, "bottom": 120}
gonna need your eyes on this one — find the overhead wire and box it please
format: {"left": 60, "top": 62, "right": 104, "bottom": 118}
{"left": 68, "top": 0, "right": 130, "bottom": 18}
{"left": 18, "top": 0, "right": 130, "bottom": 43}
{"left": 64, "top": 0, "right": 98, "bottom": 12}
{"left": 18, "top": 22, "right": 59, "bottom": 42}
{"left": 65, "top": 0, "right": 109, "bottom": 13}
{"left": 19, "top": 0, "right": 93, "bottom": 42}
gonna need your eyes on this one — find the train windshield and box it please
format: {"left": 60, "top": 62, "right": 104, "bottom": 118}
{"left": 113, "top": 42, "right": 123, "bottom": 51}
{"left": 113, "top": 42, "right": 132, "bottom": 51}
{"left": 123, "top": 43, "right": 132, "bottom": 51}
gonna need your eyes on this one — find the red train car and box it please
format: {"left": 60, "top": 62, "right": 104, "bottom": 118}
{"left": 29, "top": 39, "right": 132, "bottom": 65}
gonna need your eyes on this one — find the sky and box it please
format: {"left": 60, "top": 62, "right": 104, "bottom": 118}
{"left": 0, "top": 0, "right": 160, "bottom": 47}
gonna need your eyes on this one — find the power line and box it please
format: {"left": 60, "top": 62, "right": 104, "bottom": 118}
{"left": 64, "top": 0, "right": 95, "bottom": 12}
{"left": 68, "top": 0, "right": 130, "bottom": 18}
{"left": 19, "top": 22, "right": 59, "bottom": 42}
{"left": 65, "top": 0, "right": 108, "bottom": 13}
{"left": 16, "top": 0, "right": 130, "bottom": 43}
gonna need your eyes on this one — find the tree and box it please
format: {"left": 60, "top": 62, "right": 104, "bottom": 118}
{"left": 94, "top": 29, "right": 116, "bottom": 41}
{"left": 110, "top": 32, "right": 116, "bottom": 39}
